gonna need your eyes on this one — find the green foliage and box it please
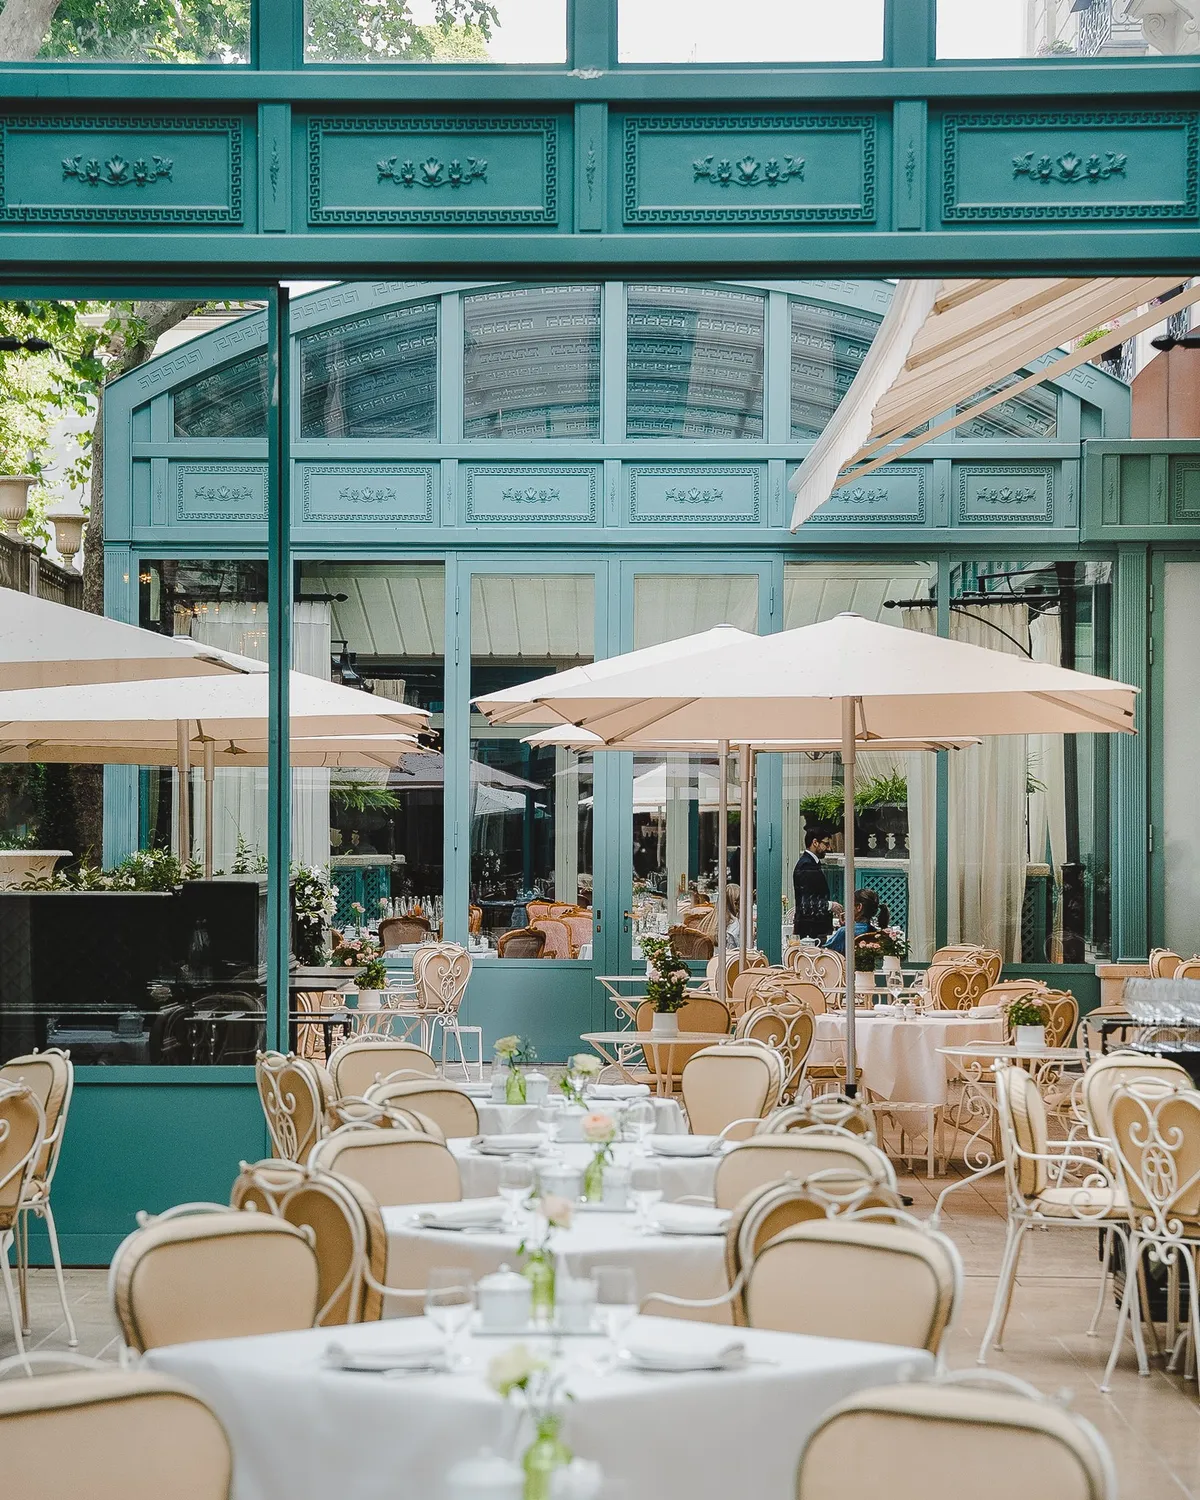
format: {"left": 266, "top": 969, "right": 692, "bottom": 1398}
{"left": 304, "top": 0, "right": 497, "bottom": 61}
{"left": 330, "top": 779, "right": 401, "bottom": 814}
{"left": 1006, "top": 994, "right": 1048, "bottom": 1028}
{"left": 22, "top": 845, "right": 202, "bottom": 891}
{"left": 36, "top": 0, "right": 251, "bottom": 61}
{"left": 798, "top": 773, "right": 909, "bottom": 826}
{"left": 230, "top": 834, "right": 268, "bottom": 874}
{"left": 356, "top": 956, "right": 389, "bottom": 990}
{"left": 641, "top": 934, "right": 690, "bottom": 1013}
{"left": 0, "top": 829, "right": 38, "bottom": 850}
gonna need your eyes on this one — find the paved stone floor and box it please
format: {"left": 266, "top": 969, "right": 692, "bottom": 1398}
{"left": 5, "top": 1161, "right": 1200, "bottom": 1497}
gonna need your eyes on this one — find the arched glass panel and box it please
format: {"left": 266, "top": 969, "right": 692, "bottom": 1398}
{"left": 955, "top": 381, "right": 1058, "bottom": 440}
{"left": 626, "top": 285, "right": 765, "bottom": 440}
{"left": 173, "top": 352, "right": 268, "bottom": 439}
{"left": 463, "top": 286, "right": 601, "bottom": 440}
{"left": 790, "top": 300, "right": 882, "bottom": 440}
{"left": 299, "top": 302, "right": 438, "bottom": 439}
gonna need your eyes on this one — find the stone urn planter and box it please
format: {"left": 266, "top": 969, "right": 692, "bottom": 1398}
{"left": 0, "top": 475, "right": 36, "bottom": 538}
{"left": 0, "top": 849, "right": 71, "bottom": 889}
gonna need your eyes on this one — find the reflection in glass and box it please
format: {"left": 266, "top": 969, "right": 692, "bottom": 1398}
{"left": 299, "top": 301, "right": 438, "bottom": 439}
{"left": 790, "top": 298, "right": 882, "bottom": 440}
{"left": 305, "top": 0, "right": 566, "bottom": 63}
{"left": 173, "top": 352, "right": 268, "bottom": 439}
{"left": 470, "top": 575, "right": 594, "bottom": 957}
{"left": 9, "top": 4, "right": 249, "bottom": 62}
{"left": 955, "top": 379, "right": 1057, "bottom": 440}
{"left": 463, "top": 286, "right": 600, "bottom": 440}
{"left": 627, "top": 286, "right": 765, "bottom": 440}
{"left": 618, "top": 0, "right": 884, "bottom": 61}
{"left": 937, "top": 0, "right": 1176, "bottom": 58}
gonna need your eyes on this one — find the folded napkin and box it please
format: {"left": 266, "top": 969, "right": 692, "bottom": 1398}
{"left": 650, "top": 1135, "right": 720, "bottom": 1158}
{"left": 473, "top": 1134, "right": 543, "bottom": 1155}
{"left": 324, "top": 1339, "right": 448, "bottom": 1373}
{"left": 588, "top": 1083, "right": 651, "bottom": 1100}
{"left": 622, "top": 1336, "right": 747, "bottom": 1372}
{"left": 414, "top": 1198, "right": 505, "bottom": 1230}
{"left": 649, "top": 1204, "right": 730, "bottom": 1236}
{"left": 969, "top": 1004, "right": 1002, "bottom": 1019}
{"left": 461, "top": 1083, "right": 494, "bottom": 1099}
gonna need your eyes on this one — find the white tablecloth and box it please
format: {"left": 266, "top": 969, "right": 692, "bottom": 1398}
{"left": 475, "top": 1098, "right": 686, "bottom": 1136}
{"left": 810, "top": 1014, "right": 1007, "bottom": 1107}
{"left": 145, "top": 1316, "right": 932, "bottom": 1500}
{"left": 449, "top": 1140, "right": 722, "bottom": 1203}
{"left": 383, "top": 1203, "right": 729, "bottom": 1322}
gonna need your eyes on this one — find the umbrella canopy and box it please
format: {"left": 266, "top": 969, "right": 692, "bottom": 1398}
{"left": 0, "top": 586, "right": 267, "bottom": 689}
{"left": 524, "top": 726, "right": 981, "bottom": 753}
{"left": 0, "top": 734, "right": 423, "bottom": 769}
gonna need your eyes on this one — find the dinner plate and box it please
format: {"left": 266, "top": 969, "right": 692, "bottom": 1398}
{"left": 323, "top": 1342, "right": 449, "bottom": 1374}
{"left": 649, "top": 1135, "right": 720, "bottom": 1158}
{"left": 650, "top": 1204, "right": 730, "bottom": 1236}
{"left": 588, "top": 1084, "right": 651, "bottom": 1101}
{"left": 620, "top": 1340, "right": 747, "bottom": 1373}
{"left": 413, "top": 1198, "right": 505, "bottom": 1231}
{"left": 474, "top": 1134, "right": 543, "bottom": 1155}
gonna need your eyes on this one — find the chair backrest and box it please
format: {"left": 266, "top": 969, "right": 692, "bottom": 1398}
{"left": 363, "top": 1079, "right": 480, "bottom": 1138}
{"left": 497, "top": 927, "right": 546, "bottom": 958}
{"left": 714, "top": 1132, "right": 895, "bottom": 1210}
{"left": 231, "top": 1160, "right": 388, "bottom": 1326}
{"left": 548, "top": 902, "right": 575, "bottom": 919}
{"left": 786, "top": 946, "right": 845, "bottom": 995}
{"left": 930, "top": 944, "right": 1002, "bottom": 986}
{"left": 1108, "top": 1077, "right": 1200, "bottom": 1231}
{"left": 1041, "top": 990, "right": 1079, "bottom": 1048}
{"left": 756, "top": 1093, "right": 877, "bottom": 1142}
{"left": 0, "top": 1081, "right": 45, "bottom": 1225}
{"left": 254, "top": 1052, "right": 332, "bottom": 1163}
{"left": 797, "top": 1380, "right": 1114, "bottom": 1500}
{"left": 633, "top": 997, "right": 731, "bottom": 1089}
{"left": 733, "top": 1004, "right": 815, "bottom": 1105}
{"left": 994, "top": 1064, "right": 1051, "bottom": 1201}
{"left": 310, "top": 1127, "right": 462, "bottom": 1207}
{"left": 0, "top": 1048, "right": 72, "bottom": 1186}
{"left": 0, "top": 1370, "right": 234, "bottom": 1500}
{"left": 378, "top": 915, "right": 430, "bottom": 950}
{"left": 110, "top": 1210, "right": 320, "bottom": 1353}
{"left": 530, "top": 918, "right": 572, "bottom": 959}
{"left": 524, "top": 900, "right": 554, "bottom": 924}
{"left": 1175, "top": 957, "right": 1200, "bottom": 981}
{"left": 327, "top": 1039, "right": 437, "bottom": 1098}
{"left": 980, "top": 979, "right": 1051, "bottom": 1010}
{"left": 468, "top": 902, "right": 483, "bottom": 934}
{"left": 681, "top": 1044, "right": 782, "bottom": 1136}
{"left": 668, "top": 925, "right": 715, "bottom": 960}
{"left": 1149, "top": 947, "right": 1183, "bottom": 978}
{"left": 925, "top": 963, "right": 990, "bottom": 1011}
{"left": 560, "top": 913, "right": 593, "bottom": 952}
{"left": 412, "top": 943, "right": 472, "bottom": 1016}
{"left": 1081, "top": 1050, "right": 1192, "bottom": 1142}
{"left": 746, "top": 1215, "right": 960, "bottom": 1352}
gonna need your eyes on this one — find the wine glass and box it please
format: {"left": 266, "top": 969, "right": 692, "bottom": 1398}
{"left": 499, "top": 1157, "right": 535, "bottom": 1227}
{"left": 887, "top": 967, "right": 904, "bottom": 1004}
{"left": 592, "top": 1264, "right": 639, "bottom": 1362}
{"left": 425, "top": 1268, "right": 474, "bottom": 1368}
{"left": 535, "top": 1101, "right": 562, "bottom": 1153}
{"left": 629, "top": 1160, "right": 663, "bottom": 1231}
{"left": 622, "top": 1100, "right": 656, "bottom": 1152}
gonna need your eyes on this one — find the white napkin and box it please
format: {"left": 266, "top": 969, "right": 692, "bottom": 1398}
{"left": 649, "top": 1204, "right": 730, "bottom": 1236}
{"left": 650, "top": 1135, "right": 720, "bottom": 1158}
{"left": 588, "top": 1083, "right": 651, "bottom": 1100}
{"left": 969, "top": 1004, "right": 1002, "bottom": 1019}
{"left": 414, "top": 1198, "right": 505, "bottom": 1230}
{"left": 473, "top": 1134, "right": 543, "bottom": 1155}
{"left": 460, "top": 1083, "right": 494, "bottom": 1099}
{"left": 622, "top": 1335, "right": 747, "bottom": 1372}
{"left": 323, "top": 1338, "right": 448, "bottom": 1373}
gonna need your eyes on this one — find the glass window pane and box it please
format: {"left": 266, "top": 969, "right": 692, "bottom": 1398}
{"left": 633, "top": 573, "right": 758, "bottom": 650}
{"left": 619, "top": 0, "right": 884, "bottom": 61}
{"left": 937, "top": 0, "right": 1178, "bottom": 58}
{"left": 946, "top": 560, "right": 1112, "bottom": 963}
{"left": 627, "top": 285, "right": 765, "bottom": 440}
{"left": 469, "top": 575, "right": 595, "bottom": 957}
{"left": 305, "top": 0, "right": 567, "bottom": 63}
{"left": 955, "top": 379, "right": 1057, "bottom": 440}
{"left": 790, "top": 297, "right": 882, "bottom": 440}
{"left": 3, "top": 3, "right": 250, "bottom": 62}
{"left": 463, "top": 286, "right": 600, "bottom": 440}
{"left": 782, "top": 561, "right": 937, "bottom": 962}
{"left": 299, "top": 302, "right": 438, "bottom": 439}
{"left": 173, "top": 352, "right": 268, "bottom": 439}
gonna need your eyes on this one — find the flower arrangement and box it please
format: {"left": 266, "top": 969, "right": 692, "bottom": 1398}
{"left": 495, "top": 1034, "right": 537, "bottom": 1104}
{"left": 848, "top": 925, "right": 907, "bottom": 973}
{"left": 22, "top": 846, "right": 202, "bottom": 892}
{"left": 334, "top": 932, "right": 383, "bottom": 969}
{"left": 356, "top": 956, "right": 389, "bottom": 992}
{"left": 581, "top": 1112, "right": 616, "bottom": 1201}
{"left": 641, "top": 934, "right": 690, "bottom": 1014}
{"left": 292, "top": 864, "right": 336, "bottom": 965}
{"left": 883, "top": 925, "right": 909, "bottom": 961}
{"left": 1006, "top": 994, "right": 1048, "bottom": 1029}
{"left": 518, "top": 1194, "right": 573, "bottom": 1320}
{"left": 487, "top": 1344, "right": 573, "bottom": 1500}
{"left": 560, "top": 1052, "right": 602, "bottom": 1106}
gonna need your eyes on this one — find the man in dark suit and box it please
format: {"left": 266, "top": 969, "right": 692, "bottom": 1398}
{"left": 792, "top": 828, "right": 836, "bottom": 941}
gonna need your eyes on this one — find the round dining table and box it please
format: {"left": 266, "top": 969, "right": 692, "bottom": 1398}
{"left": 809, "top": 1010, "right": 1007, "bottom": 1107}
{"left": 449, "top": 1138, "right": 725, "bottom": 1203}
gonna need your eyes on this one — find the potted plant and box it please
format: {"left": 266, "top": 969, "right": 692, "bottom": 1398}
{"left": 354, "top": 955, "right": 389, "bottom": 1011}
{"left": 1007, "top": 994, "right": 1048, "bottom": 1051}
{"left": 495, "top": 1034, "right": 537, "bottom": 1104}
{"left": 641, "top": 934, "right": 689, "bottom": 1035}
{"left": 0, "top": 831, "right": 71, "bottom": 890}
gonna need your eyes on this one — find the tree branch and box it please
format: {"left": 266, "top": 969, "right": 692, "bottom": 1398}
{"left": 0, "top": 0, "right": 63, "bottom": 60}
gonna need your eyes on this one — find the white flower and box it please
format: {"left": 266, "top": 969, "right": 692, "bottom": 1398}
{"left": 541, "top": 1194, "right": 574, "bottom": 1230}
{"left": 581, "top": 1111, "right": 615, "bottom": 1145}
{"left": 569, "top": 1053, "right": 602, "bottom": 1077}
{"left": 487, "top": 1342, "right": 547, "bottom": 1397}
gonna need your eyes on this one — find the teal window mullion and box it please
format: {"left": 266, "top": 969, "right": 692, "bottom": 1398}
{"left": 765, "top": 290, "right": 790, "bottom": 445}
{"left": 569, "top": 0, "right": 618, "bottom": 71}
{"left": 266, "top": 284, "right": 292, "bottom": 1054}
{"left": 602, "top": 280, "right": 626, "bottom": 444}
{"left": 441, "top": 293, "right": 463, "bottom": 445}
{"left": 934, "top": 553, "right": 952, "bottom": 951}
{"left": 255, "top": 0, "right": 304, "bottom": 70}
{"left": 443, "top": 552, "right": 469, "bottom": 945}
{"left": 885, "top": 0, "right": 935, "bottom": 66}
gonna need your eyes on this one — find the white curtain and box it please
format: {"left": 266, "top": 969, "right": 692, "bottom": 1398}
{"left": 1028, "top": 610, "right": 1068, "bottom": 961}
{"left": 899, "top": 609, "right": 939, "bottom": 963}
{"left": 184, "top": 602, "right": 332, "bottom": 871}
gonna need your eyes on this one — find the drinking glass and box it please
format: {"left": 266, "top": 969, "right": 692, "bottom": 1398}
{"left": 499, "top": 1158, "right": 535, "bottom": 1227}
{"left": 629, "top": 1160, "right": 663, "bottom": 1231}
{"left": 887, "top": 968, "right": 904, "bottom": 1002}
{"left": 425, "top": 1268, "right": 474, "bottom": 1367}
{"left": 622, "top": 1100, "right": 656, "bottom": 1151}
{"left": 592, "top": 1265, "right": 639, "bottom": 1359}
{"left": 536, "top": 1101, "right": 562, "bottom": 1153}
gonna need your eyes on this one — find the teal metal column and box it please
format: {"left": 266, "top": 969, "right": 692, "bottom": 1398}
{"left": 569, "top": 0, "right": 617, "bottom": 69}
{"left": 884, "top": 0, "right": 935, "bottom": 66}
{"left": 443, "top": 552, "right": 469, "bottom": 946}
{"left": 1112, "top": 546, "right": 1150, "bottom": 958}
{"left": 934, "top": 554, "right": 952, "bottom": 950}
{"left": 267, "top": 286, "right": 291, "bottom": 1052}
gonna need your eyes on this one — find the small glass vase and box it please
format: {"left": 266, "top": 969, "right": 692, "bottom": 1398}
{"left": 523, "top": 1251, "right": 555, "bottom": 1321}
{"left": 583, "top": 1151, "right": 606, "bottom": 1202}
{"left": 523, "top": 1414, "right": 572, "bottom": 1500}
{"left": 506, "top": 1066, "right": 527, "bottom": 1105}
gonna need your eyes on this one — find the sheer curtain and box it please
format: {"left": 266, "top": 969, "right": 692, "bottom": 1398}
{"left": 1028, "top": 610, "right": 1068, "bottom": 961}
{"left": 899, "top": 609, "right": 938, "bottom": 962}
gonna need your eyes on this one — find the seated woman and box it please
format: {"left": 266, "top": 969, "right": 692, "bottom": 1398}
{"left": 826, "top": 887, "right": 889, "bottom": 955}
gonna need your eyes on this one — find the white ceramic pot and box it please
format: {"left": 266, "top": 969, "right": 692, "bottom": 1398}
{"left": 555, "top": 1107, "right": 586, "bottom": 1144}
{"left": 476, "top": 1263, "right": 531, "bottom": 1333}
{"left": 1015, "top": 1024, "right": 1047, "bottom": 1051}
{"left": 524, "top": 1070, "right": 550, "bottom": 1104}
{"left": 854, "top": 970, "right": 877, "bottom": 997}
{"left": 0, "top": 849, "right": 71, "bottom": 890}
{"left": 882, "top": 955, "right": 902, "bottom": 976}
{"left": 651, "top": 1010, "right": 679, "bottom": 1036}
{"left": 538, "top": 1161, "right": 582, "bottom": 1199}
{"left": 0, "top": 475, "right": 35, "bottom": 538}
{"left": 355, "top": 989, "right": 382, "bottom": 1012}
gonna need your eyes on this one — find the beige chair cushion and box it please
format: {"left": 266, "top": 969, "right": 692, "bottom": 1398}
{"left": 1109, "top": 1081, "right": 1200, "bottom": 1224}
{"left": 311, "top": 1129, "right": 462, "bottom": 1208}
{"left": 0, "top": 1370, "right": 232, "bottom": 1500}
{"left": 714, "top": 1134, "right": 893, "bottom": 1210}
{"left": 1033, "top": 1184, "right": 1125, "bottom": 1220}
{"left": 1005, "top": 1067, "right": 1050, "bottom": 1199}
{"left": 797, "top": 1382, "right": 1109, "bottom": 1500}
{"left": 363, "top": 1080, "right": 479, "bottom": 1139}
{"left": 111, "top": 1211, "right": 320, "bottom": 1353}
{"left": 747, "top": 1218, "right": 957, "bottom": 1353}
{"left": 0, "top": 1082, "right": 43, "bottom": 1224}
{"left": 255, "top": 1053, "right": 329, "bottom": 1163}
{"left": 327, "top": 1040, "right": 437, "bottom": 1098}
{"left": 0, "top": 1049, "right": 71, "bottom": 1184}
{"left": 1082, "top": 1051, "right": 1191, "bottom": 1142}
{"left": 681, "top": 1045, "right": 780, "bottom": 1136}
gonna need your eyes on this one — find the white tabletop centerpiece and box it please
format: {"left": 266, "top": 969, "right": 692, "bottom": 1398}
{"left": 488, "top": 1344, "right": 574, "bottom": 1500}
{"left": 518, "top": 1194, "right": 574, "bottom": 1322}
{"left": 580, "top": 1111, "right": 617, "bottom": 1203}
{"left": 561, "top": 1052, "right": 602, "bottom": 1107}
{"left": 495, "top": 1035, "right": 538, "bottom": 1104}
{"left": 642, "top": 934, "right": 689, "bottom": 1036}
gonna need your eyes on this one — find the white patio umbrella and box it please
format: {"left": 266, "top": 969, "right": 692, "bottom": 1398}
{"left": 0, "top": 586, "right": 267, "bottom": 689}
{"left": 479, "top": 612, "right": 1138, "bottom": 1092}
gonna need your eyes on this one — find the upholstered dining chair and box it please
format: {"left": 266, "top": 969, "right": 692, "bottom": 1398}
{"left": 327, "top": 1038, "right": 437, "bottom": 1098}
{"left": 0, "top": 1048, "right": 75, "bottom": 1348}
{"left": 255, "top": 1051, "right": 335, "bottom": 1163}
{"left": 680, "top": 1044, "right": 784, "bottom": 1138}
{"left": 796, "top": 1372, "right": 1116, "bottom": 1500}
{"left": 713, "top": 1132, "right": 896, "bottom": 1210}
{"left": 109, "top": 1208, "right": 320, "bottom": 1353}
{"left": 668, "top": 924, "right": 715, "bottom": 961}
{"left": 560, "top": 911, "right": 593, "bottom": 953}
{"left": 0, "top": 1369, "right": 235, "bottom": 1500}
{"left": 785, "top": 946, "right": 844, "bottom": 998}
{"left": 310, "top": 1126, "right": 462, "bottom": 1207}
{"left": 734, "top": 1003, "right": 816, "bottom": 1104}
{"left": 633, "top": 996, "right": 731, "bottom": 1094}
{"left": 1080, "top": 1049, "right": 1191, "bottom": 1146}
{"left": 412, "top": 942, "right": 482, "bottom": 1079}
{"left": 925, "top": 962, "right": 991, "bottom": 1011}
{"left": 531, "top": 918, "right": 573, "bottom": 959}
{"left": 523, "top": 899, "right": 555, "bottom": 925}
{"left": 363, "top": 1078, "right": 480, "bottom": 1138}
{"left": 1148, "top": 947, "right": 1184, "bottom": 978}
{"left": 1174, "top": 957, "right": 1200, "bottom": 980}
{"left": 378, "top": 914, "right": 431, "bottom": 950}
{"left": 0, "top": 1080, "right": 45, "bottom": 1359}
{"left": 231, "top": 1159, "right": 390, "bottom": 1326}
{"left": 930, "top": 944, "right": 1003, "bottom": 987}
{"left": 497, "top": 927, "right": 546, "bottom": 958}
{"left": 756, "top": 1092, "right": 877, "bottom": 1142}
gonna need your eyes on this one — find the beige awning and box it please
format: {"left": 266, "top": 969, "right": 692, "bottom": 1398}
{"left": 789, "top": 276, "right": 1200, "bottom": 530}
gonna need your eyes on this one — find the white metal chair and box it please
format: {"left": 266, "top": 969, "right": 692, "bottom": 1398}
{"left": 412, "top": 943, "right": 482, "bottom": 1080}
{"left": 0, "top": 1080, "right": 45, "bottom": 1361}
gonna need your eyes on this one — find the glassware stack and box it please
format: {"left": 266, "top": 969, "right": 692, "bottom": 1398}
{"left": 1125, "top": 977, "right": 1200, "bottom": 1084}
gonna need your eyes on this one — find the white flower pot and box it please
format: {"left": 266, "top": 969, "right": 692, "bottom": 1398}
{"left": 882, "top": 955, "right": 902, "bottom": 976}
{"left": 651, "top": 1011, "right": 679, "bottom": 1036}
{"left": 854, "top": 971, "right": 876, "bottom": 998}
{"left": 1015, "top": 1024, "right": 1047, "bottom": 1051}
{"left": 356, "top": 989, "right": 382, "bottom": 1012}
{"left": 0, "top": 475, "right": 35, "bottom": 538}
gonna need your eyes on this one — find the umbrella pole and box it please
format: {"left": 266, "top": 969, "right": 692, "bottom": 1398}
{"left": 176, "top": 721, "right": 191, "bottom": 867}
{"left": 717, "top": 738, "right": 729, "bottom": 1003}
{"left": 203, "top": 738, "right": 215, "bottom": 880}
{"left": 842, "top": 698, "right": 857, "bottom": 1098}
{"left": 738, "top": 743, "right": 751, "bottom": 971}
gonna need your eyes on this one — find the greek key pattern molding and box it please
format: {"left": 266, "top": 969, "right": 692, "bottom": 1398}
{"left": 174, "top": 464, "right": 265, "bottom": 524}
{"left": 300, "top": 465, "right": 436, "bottom": 524}
{"left": 628, "top": 466, "right": 762, "bottom": 525}
{"left": 955, "top": 464, "right": 1055, "bottom": 525}
{"left": 463, "top": 466, "right": 599, "bottom": 525}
